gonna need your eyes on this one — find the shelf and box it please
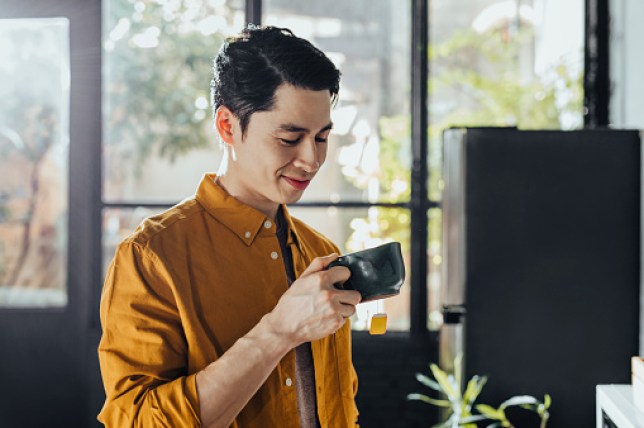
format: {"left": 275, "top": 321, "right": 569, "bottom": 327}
{"left": 596, "top": 385, "right": 644, "bottom": 428}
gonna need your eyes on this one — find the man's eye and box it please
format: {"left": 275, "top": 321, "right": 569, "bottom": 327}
{"left": 315, "top": 137, "right": 328, "bottom": 143}
{"left": 280, "top": 138, "right": 301, "bottom": 145}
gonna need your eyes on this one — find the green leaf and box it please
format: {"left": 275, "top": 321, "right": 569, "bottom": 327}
{"left": 499, "top": 395, "right": 539, "bottom": 409}
{"left": 406, "top": 393, "right": 451, "bottom": 407}
{"left": 476, "top": 404, "right": 504, "bottom": 420}
{"left": 455, "top": 352, "right": 463, "bottom": 389}
{"left": 430, "top": 363, "right": 460, "bottom": 399}
{"left": 447, "top": 374, "right": 459, "bottom": 395}
{"left": 459, "top": 415, "right": 490, "bottom": 424}
{"left": 415, "top": 372, "right": 442, "bottom": 391}
{"left": 544, "top": 394, "right": 552, "bottom": 410}
{"left": 462, "top": 377, "right": 478, "bottom": 406}
{"left": 463, "top": 375, "right": 487, "bottom": 406}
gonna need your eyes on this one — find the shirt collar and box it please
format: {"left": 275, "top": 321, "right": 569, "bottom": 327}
{"left": 195, "top": 173, "right": 301, "bottom": 249}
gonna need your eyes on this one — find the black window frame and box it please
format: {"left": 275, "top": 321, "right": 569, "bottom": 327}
{"left": 93, "top": 0, "right": 609, "bottom": 338}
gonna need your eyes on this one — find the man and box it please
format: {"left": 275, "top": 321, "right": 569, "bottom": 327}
{"left": 98, "top": 25, "right": 362, "bottom": 427}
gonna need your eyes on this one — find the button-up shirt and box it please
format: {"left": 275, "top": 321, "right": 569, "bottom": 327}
{"left": 97, "top": 173, "right": 359, "bottom": 427}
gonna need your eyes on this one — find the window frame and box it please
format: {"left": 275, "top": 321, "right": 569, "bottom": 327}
{"left": 95, "top": 0, "right": 607, "bottom": 337}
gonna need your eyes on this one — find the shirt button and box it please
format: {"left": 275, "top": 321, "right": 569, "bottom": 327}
{"left": 244, "top": 231, "right": 251, "bottom": 239}
{"left": 264, "top": 220, "right": 272, "bottom": 229}
{"left": 285, "top": 377, "right": 293, "bottom": 387}
{"left": 271, "top": 251, "right": 279, "bottom": 260}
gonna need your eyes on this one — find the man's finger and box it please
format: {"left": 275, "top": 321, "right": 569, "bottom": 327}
{"left": 300, "top": 253, "right": 340, "bottom": 277}
{"left": 325, "top": 265, "right": 351, "bottom": 288}
{"left": 338, "top": 304, "right": 357, "bottom": 319}
{"left": 336, "top": 289, "right": 362, "bottom": 306}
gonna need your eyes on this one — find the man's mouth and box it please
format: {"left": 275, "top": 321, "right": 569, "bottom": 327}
{"left": 282, "top": 176, "right": 311, "bottom": 190}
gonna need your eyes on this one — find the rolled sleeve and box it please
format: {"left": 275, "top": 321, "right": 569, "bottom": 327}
{"left": 98, "top": 241, "right": 201, "bottom": 427}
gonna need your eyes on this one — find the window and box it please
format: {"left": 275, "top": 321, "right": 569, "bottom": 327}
{"left": 102, "top": 0, "right": 244, "bottom": 270}
{"left": 0, "top": 18, "right": 70, "bottom": 307}
{"left": 428, "top": 0, "right": 583, "bottom": 134}
{"left": 264, "top": 0, "right": 412, "bottom": 330}
{"left": 426, "top": 0, "right": 585, "bottom": 329}
{"left": 100, "top": 0, "right": 584, "bottom": 332}
{"left": 103, "top": 0, "right": 244, "bottom": 204}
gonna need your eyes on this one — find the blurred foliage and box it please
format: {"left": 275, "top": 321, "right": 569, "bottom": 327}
{"left": 428, "top": 27, "right": 583, "bottom": 132}
{"left": 104, "top": 0, "right": 232, "bottom": 177}
{"left": 0, "top": 21, "right": 65, "bottom": 287}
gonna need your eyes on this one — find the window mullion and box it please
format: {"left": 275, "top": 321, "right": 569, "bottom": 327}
{"left": 246, "top": 0, "right": 262, "bottom": 26}
{"left": 583, "top": 0, "right": 610, "bottom": 127}
{"left": 410, "top": 0, "right": 429, "bottom": 336}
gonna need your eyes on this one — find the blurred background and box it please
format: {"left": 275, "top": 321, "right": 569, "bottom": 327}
{"left": 0, "top": 0, "right": 642, "bottom": 426}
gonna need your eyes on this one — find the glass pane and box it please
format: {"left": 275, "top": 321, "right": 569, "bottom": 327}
{"left": 102, "top": 0, "right": 245, "bottom": 203}
{"left": 428, "top": 0, "right": 585, "bottom": 200}
{"left": 264, "top": 1, "right": 412, "bottom": 203}
{"left": 427, "top": 208, "right": 442, "bottom": 331}
{"left": 428, "top": 1, "right": 584, "bottom": 330}
{"left": 288, "top": 206, "right": 411, "bottom": 331}
{"left": 0, "top": 18, "right": 69, "bottom": 307}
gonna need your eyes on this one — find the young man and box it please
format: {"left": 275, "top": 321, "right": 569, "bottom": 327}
{"left": 98, "top": 26, "right": 362, "bottom": 427}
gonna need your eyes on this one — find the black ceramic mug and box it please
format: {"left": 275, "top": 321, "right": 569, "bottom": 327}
{"left": 327, "top": 242, "right": 405, "bottom": 302}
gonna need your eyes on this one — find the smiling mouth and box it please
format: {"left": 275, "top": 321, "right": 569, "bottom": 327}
{"left": 283, "top": 176, "right": 311, "bottom": 190}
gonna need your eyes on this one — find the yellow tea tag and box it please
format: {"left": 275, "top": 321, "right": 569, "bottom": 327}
{"left": 369, "top": 313, "right": 387, "bottom": 335}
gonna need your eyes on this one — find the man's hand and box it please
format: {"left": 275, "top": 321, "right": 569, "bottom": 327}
{"left": 197, "top": 254, "right": 360, "bottom": 428}
{"left": 264, "top": 254, "right": 362, "bottom": 347}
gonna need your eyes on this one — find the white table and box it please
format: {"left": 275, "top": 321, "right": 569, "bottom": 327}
{"left": 596, "top": 385, "right": 644, "bottom": 427}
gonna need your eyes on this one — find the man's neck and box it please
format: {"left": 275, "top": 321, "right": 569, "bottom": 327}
{"left": 214, "top": 174, "right": 279, "bottom": 220}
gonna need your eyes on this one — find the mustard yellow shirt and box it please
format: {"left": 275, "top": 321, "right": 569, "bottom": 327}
{"left": 98, "top": 173, "right": 359, "bottom": 427}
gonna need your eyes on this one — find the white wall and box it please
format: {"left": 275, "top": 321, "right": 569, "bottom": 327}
{"left": 610, "top": 0, "right": 644, "bottom": 354}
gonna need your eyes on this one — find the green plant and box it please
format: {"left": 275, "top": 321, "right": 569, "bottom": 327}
{"left": 407, "top": 355, "right": 551, "bottom": 428}
{"left": 469, "top": 394, "right": 551, "bottom": 428}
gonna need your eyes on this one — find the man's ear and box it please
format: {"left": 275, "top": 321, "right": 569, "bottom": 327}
{"left": 215, "top": 106, "right": 238, "bottom": 145}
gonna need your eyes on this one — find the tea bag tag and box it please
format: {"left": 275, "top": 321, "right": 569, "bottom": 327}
{"left": 369, "top": 313, "right": 387, "bottom": 335}
{"left": 369, "top": 299, "right": 387, "bottom": 335}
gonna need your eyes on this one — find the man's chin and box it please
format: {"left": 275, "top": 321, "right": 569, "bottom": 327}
{"left": 282, "top": 193, "right": 304, "bottom": 205}
{"left": 276, "top": 188, "right": 306, "bottom": 205}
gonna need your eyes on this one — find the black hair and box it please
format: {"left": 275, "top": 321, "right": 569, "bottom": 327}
{"left": 211, "top": 25, "right": 341, "bottom": 136}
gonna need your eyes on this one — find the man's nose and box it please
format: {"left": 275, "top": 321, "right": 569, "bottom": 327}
{"left": 293, "top": 139, "right": 320, "bottom": 173}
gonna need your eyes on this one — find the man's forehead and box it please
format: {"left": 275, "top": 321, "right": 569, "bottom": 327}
{"left": 265, "top": 108, "right": 332, "bottom": 132}
{"left": 269, "top": 85, "right": 332, "bottom": 126}
{"left": 243, "top": 85, "right": 332, "bottom": 132}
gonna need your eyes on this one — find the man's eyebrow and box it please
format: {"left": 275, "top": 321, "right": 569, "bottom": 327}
{"left": 277, "top": 122, "right": 334, "bottom": 133}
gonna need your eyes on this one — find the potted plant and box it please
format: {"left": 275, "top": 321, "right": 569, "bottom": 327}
{"left": 408, "top": 355, "right": 551, "bottom": 428}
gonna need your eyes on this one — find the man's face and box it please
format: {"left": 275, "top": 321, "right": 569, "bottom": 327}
{"left": 224, "top": 84, "right": 332, "bottom": 214}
